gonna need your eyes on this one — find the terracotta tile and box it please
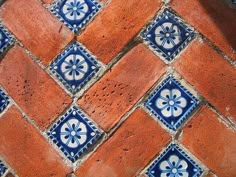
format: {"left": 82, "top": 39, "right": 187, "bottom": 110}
{"left": 181, "top": 105, "right": 236, "bottom": 177}
{"left": 174, "top": 38, "right": 236, "bottom": 124}
{"left": 0, "top": 45, "right": 72, "bottom": 130}
{"left": 1, "top": 0, "right": 74, "bottom": 65}
{"left": 0, "top": 106, "right": 72, "bottom": 177}
{"left": 170, "top": 0, "right": 236, "bottom": 60}
{"left": 77, "top": 0, "right": 163, "bottom": 63}
{"left": 75, "top": 108, "right": 171, "bottom": 177}
{"left": 78, "top": 44, "right": 166, "bottom": 132}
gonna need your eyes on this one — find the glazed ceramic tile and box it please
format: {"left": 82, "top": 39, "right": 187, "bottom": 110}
{"left": 0, "top": 160, "right": 7, "bottom": 177}
{"left": 0, "top": 88, "right": 10, "bottom": 113}
{"left": 142, "top": 9, "right": 195, "bottom": 62}
{"left": 0, "top": 24, "right": 13, "bottom": 54}
{"left": 146, "top": 144, "right": 203, "bottom": 177}
{"left": 49, "top": 42, "right": 100, "bottom": 94}
{"left": 47, "top": 106, "right": 101, "bottom": 162}
{"left": 51, "top": 0, "right": 101, "bottom": 32}
{"left": 145, "top": 76, "right": 199, "bottom": 131}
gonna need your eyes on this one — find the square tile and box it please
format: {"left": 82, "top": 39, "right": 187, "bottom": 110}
{"left": 51, "top": 0, "right": 101, "bottom": 32}
{"left": 145, "top": 76, "right": 199, "bottom": 131}
{"left": 49, "top": 42, "right": 100, "bottom": 94}
{"left": 0, "top": 160, "right": 7, "bottom": 177}
{"left": 142, "top": 9, "right": 195, "bottom": 62}
{"left": 146, "top": 144, "right": 203, "bottom": 177}
{"left": 0, "top": 88, "right": 10, "bottom": 113}
{"left": 0, "top": 24, "right": 13, "bottom": 54}
{"left": 47, "top": 105, "right": 102, "bottom": 162}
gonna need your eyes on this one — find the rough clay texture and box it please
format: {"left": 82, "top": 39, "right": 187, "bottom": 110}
{"left": 78, "top": 44, "right": 166, "bottom": 132}
{"left": 75, "top": 109, "right": 171, "bottom": 177}
{"left": 181, "top": 106, "right": 236, "bottom": 177}
{"left": 0, "top": 0, "right": 235, "bottom": 177}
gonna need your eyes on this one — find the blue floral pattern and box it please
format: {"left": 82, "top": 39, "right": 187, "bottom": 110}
{"left": 49, "top": 42, "right": 100, "bottom": 94}
{"left": 60, "top": 118, "right": 88, "bottom": 148}
{"left": 155, "top": 22, "right": 181, "bottom": 49}
{"left": 142, "top": 9, "right": 195, "bottom": 62}
{"left": 146, "top": 144, "right": 203, "bottom": 177}
{"left": 61, "top": 54, "right": 88, "bottom": 81}
{"left": 156, "top": 89, "right": 187, "bottom": 118}
{"left": 62, "top": 0, "right": 89, "bottom": 21}
{"left": 145, "top": 76, "right": 199, "bottom": 131}
{"left": 47, "top": 106, "right": 101, "bottom": 162}
{"left": 51, "top": 0, "right": 101, "bottom": 32}
{"left": 160, "top": 155, "right": 188, "bottom": 177}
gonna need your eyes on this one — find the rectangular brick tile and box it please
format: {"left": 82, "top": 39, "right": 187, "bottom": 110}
{"left": 180, "top": 105, "right": 236, "bottom": 177}
{"left": 1, "top": 0, "right": 73, "bottom": 65}
{"left": 0, "top": 106, "right": 71, "bottom": 177}
{"left": 77, "top": 0, "right": 163, "bottom": 63}
{"left": 0, "top": 45, "right": 72, "bottom": 130}
{"left": 78, "top": 44, "right": 166, "bottom": 132}
{"left": 75, "top": 108, "right": 171, "bottom": 177}
{"left": 170, "top": 0, "right": 236, "bottom": 60}
{"left": 173, "top": 38, "right": 236, "bottom": 124}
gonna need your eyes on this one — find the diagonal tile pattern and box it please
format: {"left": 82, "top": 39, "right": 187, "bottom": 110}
{"left": 51, "top": 0, "right": 101, "bottom": 32}
{"left": 49, "top": 42, "right": 100, "bottom": 94}
{"left": 146, "top": 144, "right": 203, "bottom": 177}
{"left": 142, "top": 9, "right": 195, "bottom": 62}
{"left": 145, "top": 76, "right": 199, "bottom": 131}
{"left": 47, "top": 106, "right": 102, "bottom": 162}
{"left": 0, "top": 0, "right": 235, "bottom": 177}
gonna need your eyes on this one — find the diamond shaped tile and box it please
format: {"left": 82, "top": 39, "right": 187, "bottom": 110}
{"left": 0, "top": 24, "right": 13, "bottom": 54}
{"left": 145, "top": 76, "right": 199, "bottom": 131}
{"left": 0, "top": 160, "right": 7, "bottom": 177}
{"left": 51, "top": 0, "right": 101, "bottom": 32}
{"left": 146, "top": 144, "right": 203, "bottom": 177}
{"left": 47, "top": 105, "right": 102, "bottom": 162}
{"left": 0, "top": 88, "right": 10, "bottom": 113}
{"left": 142, "top": 9, "right": 195, "bottom": 62}
{"left": 49, "top": 42, "right": 100, "bottom": 94}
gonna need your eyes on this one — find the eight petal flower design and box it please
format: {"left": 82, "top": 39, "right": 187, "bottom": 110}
{"left": 61, "top": 54, "right": 88, "bottom": 81}
{"left": 60, "top": 118, "right": 87, "bottom": 148}
{"left": 155, "top": 89, "right": 187, "bottom": 118}
{"left": 160, "top": 155, "right": 189, "bottom": 177}
{"left": 62, "top": 0, "right": 89, "bottom": 21}
{"left": 155, "top": 22, "right": 182, "bottom": 49}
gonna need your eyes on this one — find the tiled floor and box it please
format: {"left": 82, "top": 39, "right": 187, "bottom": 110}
{"left": 0, "top": 0, "right": 235, "bottom": 177}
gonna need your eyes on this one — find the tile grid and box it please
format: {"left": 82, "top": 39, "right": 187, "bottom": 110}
{"left": 0, "top": 0, "right": 234, "bottom": 176}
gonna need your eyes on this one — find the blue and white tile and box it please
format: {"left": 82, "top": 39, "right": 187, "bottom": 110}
{"left": 146, "top": 144, "right": 203, "bottom": 177}
{"left": 145, "top": 76, "right": 199, "bottom": 131}
{"left": 49, "top": 42, "right": 100, "bottom": 94}
{"left": 47, "top": 105, "right": 102, "bottom": 162}
{"left": 0, "top": 88, "right": 10, "bottom": 114}
{"left": 0, "top": 24, "right": 13, "bottom": 54}
{"left": 142, "top": 9, "right": 195, "bottom": 62}
{"left": 0, "top": 160, "right": 7, "bottom": 177}
{"left": 51, "top": 0, "right": 101, "bottom": 32}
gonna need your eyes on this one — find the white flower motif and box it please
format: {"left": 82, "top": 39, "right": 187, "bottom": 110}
{"left": 61, "top": 54, "right": 88, "bottom": 81}
{"left": 155, "top": 89, "right": 187, "bottom": 118}
{"left": 62, "top": 0, "right": 89, "bottom": 21}
{"left": 60, "top": 118, "right": 87, "bottom": 148}
{"left": 155, "top": 22, "right": 181, "bottom": 49}
{"left": 160, "top": 155, "right": 189, "bottom": 177}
